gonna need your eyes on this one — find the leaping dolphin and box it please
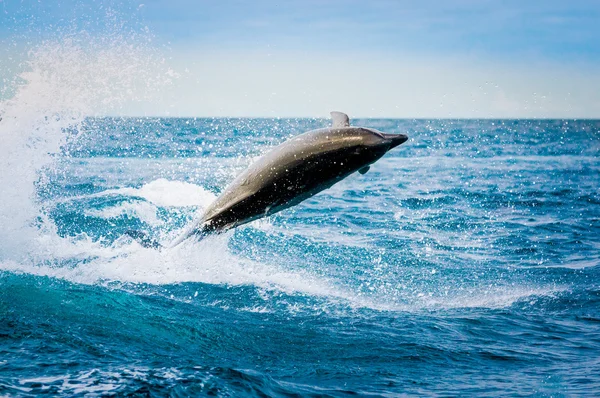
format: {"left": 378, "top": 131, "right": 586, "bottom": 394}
{"left": 166, "top": 111, "right": 408, "bottom": 247}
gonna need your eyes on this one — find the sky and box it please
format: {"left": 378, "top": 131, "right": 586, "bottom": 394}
{"left": 1, "top": 0, "right": 599, "bottom": 118}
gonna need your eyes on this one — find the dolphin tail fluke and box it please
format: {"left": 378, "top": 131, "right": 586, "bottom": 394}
{"left": 124, "top": 230, "right": 163, "bottom": 249}
{"left": 168, "top": 221, "right": 216, "bottom": 248}
{"left": 124, "top": 223, "right": 214, "bottom": 250}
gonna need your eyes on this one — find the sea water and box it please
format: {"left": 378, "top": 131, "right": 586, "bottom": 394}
{"left": 1, "top": 40, "right": 600, "bottom": 398}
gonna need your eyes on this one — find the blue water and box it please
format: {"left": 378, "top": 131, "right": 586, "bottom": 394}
{"left": 1, "top": 117, "right": 599, "bottom": 396}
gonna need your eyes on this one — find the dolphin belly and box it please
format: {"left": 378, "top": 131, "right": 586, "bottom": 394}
{"left": 195, "top": 146, "right": 375, "bottom": 235}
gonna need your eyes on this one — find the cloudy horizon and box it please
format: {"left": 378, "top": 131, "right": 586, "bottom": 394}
{"left": 1, "top": 0, "right": 599, "bottom": 118}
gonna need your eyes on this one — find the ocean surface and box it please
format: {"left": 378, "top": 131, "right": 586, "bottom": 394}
{"left": 1, "top": 115, "right": 599, "bottom": 396}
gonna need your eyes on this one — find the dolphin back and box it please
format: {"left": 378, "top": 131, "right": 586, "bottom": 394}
{"left": 202, "top": 127, "right": 379, "bottom": 220}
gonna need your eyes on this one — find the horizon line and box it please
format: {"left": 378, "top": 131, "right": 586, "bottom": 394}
{"left": 87, "top": 115, "right": 600, "bottom": 121}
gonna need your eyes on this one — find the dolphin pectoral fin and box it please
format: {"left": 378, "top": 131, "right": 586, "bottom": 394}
{"left": 125, "top": 230, "right": 163, "bottom": 249}
{"left": 358, "top": 166, "right": 370, "bottom": 174}
{"left": 330, "top": 111, "right": 350, "bottom": 128}
{"left": 264, "top": 198, "right": 282, "bottom": 216}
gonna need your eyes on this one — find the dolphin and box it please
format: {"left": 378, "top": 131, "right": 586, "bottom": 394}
{"left": 166, "top": 111, "right": 408, "bottom": 247}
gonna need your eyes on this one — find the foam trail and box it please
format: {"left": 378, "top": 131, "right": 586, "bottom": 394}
{"left": 0, "top": 234, "right": 344, "bottom": 300}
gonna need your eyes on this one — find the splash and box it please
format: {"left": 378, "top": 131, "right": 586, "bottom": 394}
{"left": 79, "top": 179, "right": 217, "bottom": 226}
{"left": 0, "top": 28, "right": 171, "bottom": 261}
{"left": 101, "top": 179, "right": 217, "bottom": 207}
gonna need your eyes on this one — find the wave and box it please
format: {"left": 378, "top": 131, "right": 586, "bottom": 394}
{"left": 0, "top": 27, "right": 578, "bottom": 316}
{"left": 0, "top": 23, "right": 170, "bottom": 261}
{"left": 74, "top": 178, "right": 218, "bottom": 226}
{"left": 99, "top": 178, "right": 217, "bottom": 208}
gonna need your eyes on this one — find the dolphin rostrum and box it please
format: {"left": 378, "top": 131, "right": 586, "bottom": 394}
{"left": 166, "top": 111, "right": 408, "bottom": 247}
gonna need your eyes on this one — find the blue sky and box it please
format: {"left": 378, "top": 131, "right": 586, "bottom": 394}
{"left": 1, "top": 0, "right": 599, "bottom": 117}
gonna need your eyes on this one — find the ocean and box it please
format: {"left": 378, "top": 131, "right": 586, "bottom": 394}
{"left": 1, "top": 112, "right": 599, "bottom": 396}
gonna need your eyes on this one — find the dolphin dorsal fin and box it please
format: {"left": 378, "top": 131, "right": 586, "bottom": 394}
{"left": 330, "top": 111, "right": 350, "bottom": 128}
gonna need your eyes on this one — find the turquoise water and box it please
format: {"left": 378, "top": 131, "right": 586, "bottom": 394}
{"left": 1, "top": 117, "right": 600, "bottom": 396}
